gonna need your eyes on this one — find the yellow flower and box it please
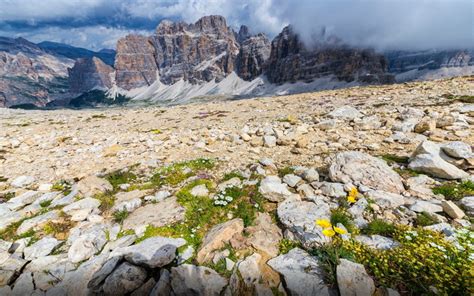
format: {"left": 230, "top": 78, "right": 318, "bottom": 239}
{"left": 322, "top": 228, "right": 336, "bottom": 237}
{"left": 347, "top": 195, "right": 357, "bottom": 204}
{"left": 333, "top": 226, "right": 347, "bottom": 235}
{"left": 316, "top": 219, "right": 332, "bottom": 228}
{"left": 347, "top": 187, "right": 358, "bottom": 204}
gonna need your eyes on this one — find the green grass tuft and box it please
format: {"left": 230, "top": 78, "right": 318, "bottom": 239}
{"left": 330, "top": 208, "right": 357, "bottom": 233}
{"left": 113, "top": 210, "right": 129, "bottom": 224}
{"left": 362, "top": 219, "right": 396, "bottom": 237}
{"left": 415, "top": 212, "right": 438, "bottom": 227}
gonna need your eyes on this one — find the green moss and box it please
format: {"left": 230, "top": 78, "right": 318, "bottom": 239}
{"left": 113, "top": 210, "right": 129, "bottom": 224}
{"left": 278, "top": 239, "right": 302, "bottom": 255}
{"left": 380, "top": 154, "right": 409, "bottom": 165}
{"left": 117, "top": 229, "right": 135, "bottom": 239}
{"left": 39, "top": 200, "right": 52, "bottom": 208}
{"left": 432, "top": 181, "right": 474, "bottom": 201}
{"left": 362, "top": 219, "right": 396, "bottom": 237}
{"left": 415, "top": 212, "right": 438, "bottom": 227}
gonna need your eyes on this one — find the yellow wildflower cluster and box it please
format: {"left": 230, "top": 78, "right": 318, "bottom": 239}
{"left": 341, "top": 226, "right": 473, "bottom": 294}
{"left": 316, "top": 219, "right": 347, "bottom": 237}
{"left": 347, "top": 187, "right": 358, "bottom": 204}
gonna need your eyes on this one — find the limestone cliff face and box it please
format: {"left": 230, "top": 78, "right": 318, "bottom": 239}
{"left": 236, "top": 26, "right": 271, "bottom": 81}
{"left": 386, "top": 50, "right": 473, "bottom": 73}
{"left": 68, "top": 57, "right": 114, "bottom": 94}
{"left": 264, "top": 26, "right": 393, "bottom": 84}
{"left": 114, "top": 35, "right": 158, "bottom": 90}
{"left": 114, "top": 16, "right": 271, "bottom": 87}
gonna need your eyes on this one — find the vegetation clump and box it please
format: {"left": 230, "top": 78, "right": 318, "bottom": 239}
{"left": 432, "top": 180, "right": 474, "bottom": 201}
{"left": 362, "top": 219, "right": 396, "bottom": 237}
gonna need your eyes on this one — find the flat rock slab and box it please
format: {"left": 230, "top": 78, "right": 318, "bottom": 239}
{"left": 123, "top": 197, "right": 185, "bottom": 231}
{"left": 171, "top": 264, "right": 227, "bottom": 296}
{"left": 329, "top": 151, "right": 405, "bottom": 194}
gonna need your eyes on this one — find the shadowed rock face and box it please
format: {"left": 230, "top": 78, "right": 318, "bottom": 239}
{"left": 68, "top": 57, "right": 114, "bottom": 94}
{"left": 236, "top": 33, "right": 271, "bottom": 81}
{"left": 264, "top": 26, "right": 394, "bottom": 84}
{"left": 0, "top": 37, "right": 73, "bottom": 107}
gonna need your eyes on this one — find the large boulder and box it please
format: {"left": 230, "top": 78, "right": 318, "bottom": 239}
{"left": 102, "top": 262, "right": 148, "bottom": 296}
{"left": 408, "top": 141, "right": 469, "bottom": 180}
{"left": 267, "top": 248, "right": 329, "bottom": 296}
{"left": 329, "top": 151, "right": 405, "bottom": 193}
{"left": 277, "top": 197, "right": 331, "bottom": 247}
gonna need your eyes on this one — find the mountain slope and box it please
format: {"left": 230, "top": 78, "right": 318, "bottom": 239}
{"left": 37, "top": 41, "right": 116, "bottom": 66}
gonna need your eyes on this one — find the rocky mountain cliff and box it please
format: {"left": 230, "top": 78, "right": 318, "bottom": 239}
{"left": 265, "top": 26, "right": 394, "bottom": 84}
{"left": 68, "top": 57, "right": 114, "bottom": 94}
{"left": 0, "top": 37, "right": 73, "bottom": 108}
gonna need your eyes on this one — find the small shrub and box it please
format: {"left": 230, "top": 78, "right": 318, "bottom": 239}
{"left": 362, "top": 219, "right": 396, "bottom": 237}
{"left": 279, "top": 239, "right": 301, "bottom": 255}
{"left": 96, "top": 192, "right": 115, "bottom": 212}
{"left": 113, "top": 210, "right": 129, "bottom": 224}
{"left": 415, "top": 212, "right": 438, "bottom": 227}
{"left": 432, "top": 181, "right": 474, "bottom": 201}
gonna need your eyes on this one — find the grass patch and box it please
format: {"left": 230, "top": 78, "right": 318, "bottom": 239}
{"left": 136, "top": 178, "right": 267, "bottom": 253}
{"left": 432, "top": 180, "right": 474, "bottom": 201}
{"left": 149, "top": 158, "right": 216, "bottom": 188}
{"left": 51, "top": 180, "right": 72, "bottom": 196}
{"left": 222, "top": 171, "right": 245, "bottom": 182}
{"left": 394, "top": 168, "right": 420, "bottom": 179}
{"left": 117, "top": 229, "right": 135, "bottom": 239}
{"left": 43, "top": 219, "right": 74, "bottom": 240}
{"left": 0, "top": 218, "right": 29, "bottom": 241}
{"left": 1, "top": 192, "right": 15, "bottom": 201}
{"left": 362, "top": 219, "right": 396, "bottom": 237}
{"left": 278, "top": 239, "right": 302, "bottom": 255}
{"left": 380, "top": 154, "right": 409, "bottom": 165}
{"left": 277, "top": 166, "right": 295, "bottom": 178}
{"left": 113, "top": 210, "right": 129, "bottom": 224}
{"left": 105, "top": 170, "right": 137, "bottom": 191}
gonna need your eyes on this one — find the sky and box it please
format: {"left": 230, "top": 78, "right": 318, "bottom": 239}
{"left": 0, "top": 0, "right": 472, "bottom": 51}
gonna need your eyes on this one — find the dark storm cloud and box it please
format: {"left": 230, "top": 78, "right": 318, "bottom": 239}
{"left": 0, "top": 0, "right": 472, "bottom": 51}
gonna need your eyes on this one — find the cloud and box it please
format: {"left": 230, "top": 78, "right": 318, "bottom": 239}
{"left": 0, "top": 0, "right": 472, "bottom": 51}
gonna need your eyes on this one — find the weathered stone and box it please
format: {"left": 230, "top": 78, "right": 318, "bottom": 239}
{"left": 247, "top": 213, "right": 282, "bottom": 257}
{"left": 366, "top": 190, "right": 406, "bottom": 209}
{"left": 337, "top": 259, "right": 375, "bottom": 296}
{"left": 329, "top": 151, "right": 405, "bottom": 193}
{"left": 77, "top": 176, "right": 113, "bottom": 198}
{"left": 68, "top": 225, "right": 108, "bottom": 263}
{"left": 267, "top": 248, "right": 329, "bottom": 296}
{"left": 123, "top": 197, "right": 185, "bottom": 232}
{"left": 282, "top": 174, "right": 302, "bottom": 188}
{"left": 172, "top": 264, "right": 227, "bottom": 296}
{"left": 460, "top": 196, "right": 474, "bottom": 215}
{"left": 259, "top": 176, "right": 292, "bottom": 202}
{"left": 190, "top": 184, "right": 209, "bottom": 197}
{"left": 16, "top": 210, "right": 59, "bottom": 235}
{"left": 102, "top": 262, "right": 147, "bottom": 296}
{"left": 0, "top": 255, "right": 27, "bottom": 286}
{"left": 10, "top": 176, "right": 35, "bottom": 188}
{"left": 197, "top": 218, "right": 244, "bottom": 263}
{"left": 441, "top": 141, "right": 472, "bottom": 159}
{"left": 409, "top": 200, "right": 443, "bottom": 213}
{"left": 328, "top": 106, "right": 363, "bottom": 120}
{"left": 441, "top": 200, "right": 465, "bottom": 219}
{"left": 23, "top": 237, "right": 61, "bottom": 260}
{"left": 355, "top": 235, "right": 400, "bottom": 250}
